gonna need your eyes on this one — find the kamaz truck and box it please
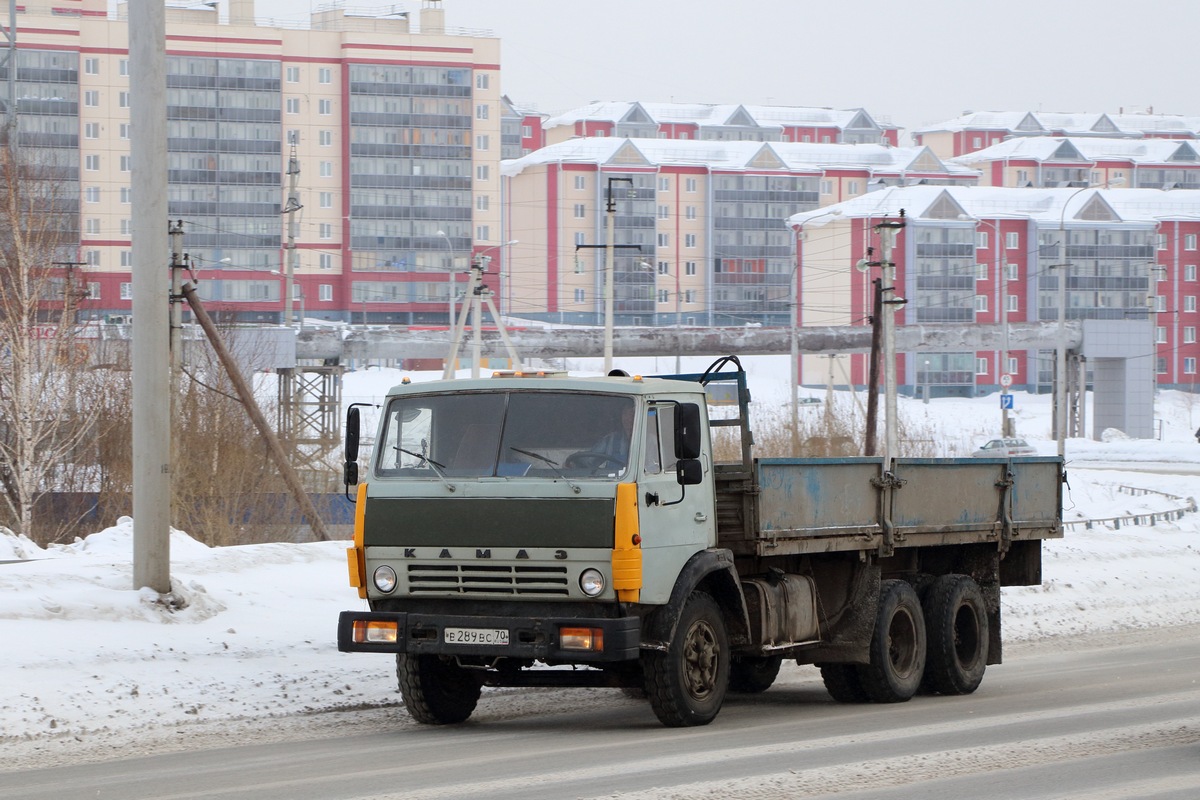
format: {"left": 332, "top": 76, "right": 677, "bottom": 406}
{"left": 337, "top": 356, "right": 1063, "bottom": 727}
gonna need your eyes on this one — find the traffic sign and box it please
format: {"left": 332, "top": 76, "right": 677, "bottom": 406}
{"left": 1000, "top": 393, "right": 1014, "bottom": 410}
{"left": 1000, "top": 374, "right": 1013, "bottom": 389}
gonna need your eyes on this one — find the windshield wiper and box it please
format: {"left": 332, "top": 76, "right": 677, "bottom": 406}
{"left": 395, "top": 444, "right": 456, "bottom": 493}
{"left": 509, "top": 447, "right": 581, "bottom": 494}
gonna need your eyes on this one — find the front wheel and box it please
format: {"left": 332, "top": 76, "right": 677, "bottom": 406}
{"left": 396, "top": 654, "right": 482, "bottom": 725}
{"left": 857, "top": 579, "right": 926, "bottom": 703}
{"left": 643, "top": 591, "right": 729, "bottom": 727}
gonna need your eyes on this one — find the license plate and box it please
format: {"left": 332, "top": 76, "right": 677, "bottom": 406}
{"left": 444, "top": 627, "right": 509, "bottom": 646}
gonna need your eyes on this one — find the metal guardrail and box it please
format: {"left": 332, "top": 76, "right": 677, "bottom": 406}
{"left": 1062, "top": 484, "right": 1198, "bottom": 531}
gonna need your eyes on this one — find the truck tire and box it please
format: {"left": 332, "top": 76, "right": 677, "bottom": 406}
{"left": 818, "top": 663, "right": 870, "bottom": 703}
{"left": 729, "top": 654, "right": 783, "bottom": 693}
{"left": 396, "top": 654, "right": 482, "bottom": 725}
{"left": 858, "top": 579, "right": 926, "bottom": 703}
{"left": 642, "top": 591, "right": 729, "bottom": 727}
{"left": 922, "top": 574, "right": 988, "bottom": 695}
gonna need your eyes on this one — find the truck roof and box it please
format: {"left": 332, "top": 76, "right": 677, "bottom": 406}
{"left": 384, "top": 372, "right": 707, "bottom": 399}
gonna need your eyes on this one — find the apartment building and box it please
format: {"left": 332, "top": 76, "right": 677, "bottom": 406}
{"left": 500, "top": 138, "right": 976, "bottom": 327}
{"left": 8, "top": 0, "right": 501, "bottom": 325}
{"left": 788, "top": 187, "right": 1200, "bottom": 392}
{"left": 915, "top": 110, "right": 1200, "bottom": 159}
{"left": 535, "top": 101, "right": 900, "bottom": 149}
{"left": 952, "top": 137, "right": 1200, "bottom": 190}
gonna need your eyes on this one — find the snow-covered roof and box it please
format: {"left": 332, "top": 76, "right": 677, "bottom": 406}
{"left": 501, "top": 138, "right": 976, "bottom": 179}
{"left": 542, "top": 101, "right": 894, "bottom": 132}
{"left": 788, "top": 186, "right": 1200, "bottom": 229}
{"left": 951, "top": 137, "right": 1200, "bottom": 167}
{"left": 915, "top": 110, "right": 1200, "bottom": 138}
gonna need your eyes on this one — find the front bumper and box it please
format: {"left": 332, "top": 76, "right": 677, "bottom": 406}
{"left": 337, "top": 610, "right": 642, "bottom": 662}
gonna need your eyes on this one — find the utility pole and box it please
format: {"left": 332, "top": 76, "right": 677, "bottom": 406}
{"left": 604, "top": 176, "right": 634, "bottom": 374}
{"left": 864, "top": 273, "right": 882, "bottom": 457}
{"left": 130, "top": 0, "right": 171, "bottom": 594}
{"left": 283, "top": 137, "right": 302, "bottom": 326}
{"left": 168, "top": 220, "right": 185, "bottom": 386}
{"left": 875, "top": 213, "right": 907, "bottom": 469}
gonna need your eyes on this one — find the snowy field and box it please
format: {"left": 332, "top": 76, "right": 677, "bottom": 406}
{"left": 2, "top": 355, "right": 1200, "bottom": 771}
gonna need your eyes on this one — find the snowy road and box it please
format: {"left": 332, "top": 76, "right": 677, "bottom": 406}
{"left": 3, "top": 625, "right": 1198, "bottom": 800}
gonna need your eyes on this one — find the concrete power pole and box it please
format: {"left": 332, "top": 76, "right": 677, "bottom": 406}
{"left": 283, "top": 138, "right": 302, "bottom": 326}
{"left": 130, "top": 0, "right": 172, "bottom": 594}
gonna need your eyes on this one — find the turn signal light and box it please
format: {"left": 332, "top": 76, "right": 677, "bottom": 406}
{"left": 560, "top": 626, "right": 604, "bottom": 651}
{"left": 352, "top": 620, "right": 398, "bottom": 644}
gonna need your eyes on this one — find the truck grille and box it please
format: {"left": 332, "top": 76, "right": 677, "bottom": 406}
{"left": 406, "top": 563, "right": 571, "bottom": 597}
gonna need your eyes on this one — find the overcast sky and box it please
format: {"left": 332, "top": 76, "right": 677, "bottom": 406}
{"left": 255, "top": 0, "right": 1196, "bottom": 139}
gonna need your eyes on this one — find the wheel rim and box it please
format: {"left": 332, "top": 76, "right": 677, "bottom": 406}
{"left": 887, "top": 608, "right": 919, "bottom": 678}
{"left": 682, "top": 618, "right": 720, "bottom": 700}
{"left": 953, "top": 604, "right": 981, "bottom": 668}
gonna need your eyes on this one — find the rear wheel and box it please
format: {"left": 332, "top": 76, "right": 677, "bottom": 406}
{"left": 857, "top": 579, "right": 926, "bottom": 703}
{"left": 819, "top": 663, "right": 870, "bottom": 703}
{"left": 729, "top": 654, "right": 783, "bottom": 693}
{"left": 396, "top": 654, "right": 482, "bottom": 725}
{"left": 643, "top": 591, "right": 729, "bottom": 727}
{"left": 922, "top": 574, "right": 988, "bottom": 695}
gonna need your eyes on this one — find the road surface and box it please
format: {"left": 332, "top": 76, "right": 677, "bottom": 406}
{"left": 2, "top": 625, "right": 1197, "bottom": 800}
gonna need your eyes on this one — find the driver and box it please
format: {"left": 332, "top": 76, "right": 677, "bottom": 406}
{"left": 574, "top": 403, "right": 635, "bottom": 471}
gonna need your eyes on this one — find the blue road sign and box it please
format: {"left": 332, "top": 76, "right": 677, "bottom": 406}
{"left": 1000, "top": 393, "right": 1014, "bottom": 409}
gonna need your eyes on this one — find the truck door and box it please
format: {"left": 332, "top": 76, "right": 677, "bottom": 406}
{"left": 635, "top": 402, "right": 716, "bottom": 605}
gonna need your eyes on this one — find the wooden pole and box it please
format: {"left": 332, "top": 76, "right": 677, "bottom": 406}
{"left": 181, "top": 282, "right": 331, "bottom": 542}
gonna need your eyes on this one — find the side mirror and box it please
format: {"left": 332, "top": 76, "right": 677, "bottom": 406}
{"left": 674, "top": 403, "right": 701, "bottom": 461}
{"left": 344, "top": 407, "right": 361, "bottom": 487}
{"left": 676, "top": 458, "right": 702, "bottom": 486}
{"left": 345, "top": 406, "right": 361, "bottom": 462}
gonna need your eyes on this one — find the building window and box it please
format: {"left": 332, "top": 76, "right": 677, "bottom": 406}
{"left": 319, "top": 284, "right": 333, "bottom": 301}
{"left": 975, "top": 295, "right": 987, "bottom": 312}
{"left": 847, "top": 181, "right": 860, "bottom": 195}
{"left": 1005, "top": 232, "right": 1019, "bottom": 249}
{"left": 658, "top": 177, "right": 670, "bottom": 191}
{"left": 685, "top": 261, "right": 697, "bottom": 276}
{"left": 1187, "top": 234, "right": 1197, "bottom": 251}
{"left": 319, "top": 223, "right": 332, "bottom": 239}
{"left": 120, "top": 251, "right": 132, "bottom": 267}
{"left": 686, "top": 206, "right": 696, "bottom": 220}
{"left": 85, "top": 155, "right": 100, "bottom": 171}
{"left": 657, "top": 261, "right": 669, "bottom": 275}
{"left": 1185, "top": 327, "right": 1196, "bottom": 344}
{"left": 976, "top": 357, "right": 988, "bottom": 374}
{"left": 287, "top": 97, "right": 300, "bottom": 114}
{"left": 119, "top": 59, "right": 129, "bottom": 76}
{"left": 972, "top": 136, "right": 982, "bottom": 148}
{"left": 1159, "top": 234, "right": 1169, "bottom": 251}
{"left": 84, "top": 122, "right": 99, "bottom": 139}
{"left": 1016, "top": 170, "right": 1028, "bottom": 185}
{"left": 1007, "top": 356, "right": 1018, "bottom": 375}
{"left": 476, "top": 73, "right": 489, "bottom": 90}
{"left": 1007, "top": 294, "right": 1018, "bottom": 312}
{"left": 574, "top": 288, "right": 585, "bottom": 302}
{"left": 1158, "top": 266, "right": 1168, "bottom": 282}
{"left": 1155, "top": 295, "right": 1168, "bottom": 312}
{"left": 977, "top": 232, "right": 988, "bottom": 249}
{"left": 84, "top": 218, "right": 100, "bottom": 234}
{"left": 657, "top": 233, "right": 669, "bottom": 247}
{"left": 574, "top": 204, "right": 586, "bottom": 218}
{"left": 84, "top": 57, "right": 99, "bottom": 74}
{"left": 319, "top": 192, "right": 333, "bottom": 208}
{"left": 286, "top": 66, "right": 300, "bottom": 82}
{"left": 120, "top": 282, "right": 132, "bottom": 300}
{"left": 685, "top": 289, "right": 695, "bottom": 303}
{"left": 476, "top": 165, "right": 489, "bottom": 181}
{"left": 574, "top": 175, "right": 586, "bottom": 190}
{"left": 85, "top": 186, "right": 100, "bottom": 203}
{"left": 318, "top": 99, "right": 332, "bottom": 115}
{"left": 684, "top": 233, "right": 697, "bottom": 248}
{"left": 820, "top": 180, "right": 833, "bottom": 195}
{"left": 976, "top": 262, "right": 988, "bottom": 281}
{"left": 1006, "top": 263, "right": 1018, "bottom": 281}
{"left": 120, "top": 187, "right": 131, "bottom": 204}
{"left": 120, "top": 155, "right": 130, "bottom": 172}
{"left": 1186, "top": 357, "right": 1197, "bottom": 375}
{"left": 657, "top": 205, "right": 669, "bottom": 220}
{"left": 320, "top": 161, "right": 332, "bottom": 178}
{"left": 476, "top": 134, "right": 489, "bottom": 150}
{"left": 86, "top": 250, "right": 101, "bottom": 266}
{"left": 522, "top": 125, "right": 533, "bottom": 138}
{"left": 121, "top": 219, "right": 131, "bottom": 235}
{"left": 120, "top": 123, "right": 130, "bottom": 139}
{"left": 84, "top": 90, "right": 99, "bottom": 107}
{"left": 319, "top": 130, "right": 332, "bottom": 147}
{"left": 1156, "top": 326, "right": 1167, "bottom": 344}
{"left": 1186, "top": 296, "right": 1197, "bottom": 312}
{"left": 318, "top": 67, "right": 332, "bottom": 84}
{"left": 1187, "top": 265, "right": 1197, "bottom": 281}
{"left": 119, "top": 92, "right": 130, "bottom": 108}
{"left": 319, "top": 253, "right": 333, "bottom": 270}
{"left": 476, "top": 195, "right": 489, "bottom": 211}
{"left": 657, "top": 289, "right": 669, "bottom": 304}
{"left": 574, "top": 232, "right": 585, "bottom": 247}
{"left": 475, "top": 104, "right": 489, "bottom": 120}
{"left": 476, "top": 225, "right": 489, "bottom": 242}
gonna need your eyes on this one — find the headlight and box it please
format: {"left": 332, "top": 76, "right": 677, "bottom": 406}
{"left": 373, "top": 565, "right": 398, "bottom": 593}
{"left": 579, "top": 568, "right": 605, "bottom": 597}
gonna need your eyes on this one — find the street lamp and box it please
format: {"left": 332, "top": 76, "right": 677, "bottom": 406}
{"left": 604, "top": 176, "right": 636, "bottom": 374}
{"left": 436, "top": 229, "right": 455, "bottom": 327}
{"left": 1056, "top": 178, "right": 1124, "bottom": 456}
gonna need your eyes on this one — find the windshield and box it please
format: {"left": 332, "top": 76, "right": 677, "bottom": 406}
{"left": 376, "top": 391, "right": 636, "bottom": 479}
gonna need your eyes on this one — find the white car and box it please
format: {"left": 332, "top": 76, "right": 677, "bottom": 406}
{"left": 972, "top": 437, "right": 1038, "bottom": 457}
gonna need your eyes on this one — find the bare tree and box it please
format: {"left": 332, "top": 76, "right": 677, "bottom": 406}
{"left": 0, "top": 144, "right": 110, "bottom": 542}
